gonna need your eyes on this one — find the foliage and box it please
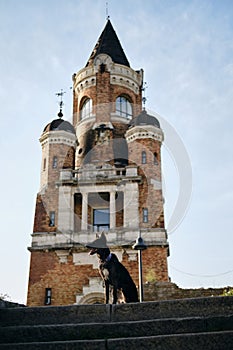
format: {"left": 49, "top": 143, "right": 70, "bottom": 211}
{"left": 222, "top": 288, "right": 233, "bottom": 296}
{"left": 145, "top": 268, "right": 157, "bottom": 283}
{"left": 0, "top": 293, "right": 11, "bottom": 301}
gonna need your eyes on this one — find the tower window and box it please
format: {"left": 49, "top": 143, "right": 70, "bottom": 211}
{"left": 80, "top": 98, "right": 92, "bottom": 120}
{"left": 142, "top": 151, "right": 147, "bottom": 164}
{"left": 154, "top": 152, "right": 158, "bottom": 165}
{"left": 44, "top": 288, "right": 52, "bottom": 305}
{"left": 93, "top": 208, "right": 110, "bottom": 232}
{"left": 49, "top": 211, "right": 55, "bottom": 227}
{"left": 52, "top": 156, "right": 58, "bottom": 168}
{"left": 100, "top": 63, "right": 106, "bottom": 73}
{"left": 143, "top": 208, "right": 148, "bottom": 223}
{"left": 116, "top": 96, "right": 132, "bottom": 119}
{"left": 43, "top": 158, "right": 46, "bottom": 171}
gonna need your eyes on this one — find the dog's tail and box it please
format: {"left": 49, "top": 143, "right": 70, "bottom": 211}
{"left": 122, "top": 284, "right": 139, "bottom": 303}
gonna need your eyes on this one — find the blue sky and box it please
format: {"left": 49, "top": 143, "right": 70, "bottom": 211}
{"left": 0, "top": 0, "right": 233, "bottom": 304}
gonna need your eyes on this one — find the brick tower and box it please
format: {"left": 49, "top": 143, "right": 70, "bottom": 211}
{"left": 27, "top": 20, "right": 169, "bottom": 306}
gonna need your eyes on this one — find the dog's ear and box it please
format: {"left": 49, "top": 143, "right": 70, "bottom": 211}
{"left": 96, "top": 233, "right": 100, "bottom": 239}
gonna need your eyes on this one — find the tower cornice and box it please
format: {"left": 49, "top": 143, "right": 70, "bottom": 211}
{"left": 39, "top": 130, "right": 77, "bottom": 148}
{"left": 73, "top": 56, "right": 143, "bottom": 95}
{"left": 125, "top": 124, "right": 164, "bottom": 143}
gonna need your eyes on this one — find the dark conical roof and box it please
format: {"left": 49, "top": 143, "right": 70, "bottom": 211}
{"left": 43, "top": 118, "right": 76, "bottom": 134}
{"left": 86, "top": 20, "right": 130, "bottom": 67}
{"left": 128, "top": 109, "right": 160, "bottom": 128}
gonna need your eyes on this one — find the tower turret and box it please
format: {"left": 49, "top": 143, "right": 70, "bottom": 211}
{"left": 72, "top": 19, "right": 143, "bottom": 167}
{"left": 32, "top": 113, "right": 77, "bottom": 233}
{"left": 126, "top": 109, "right": 165, "bottom": 228}
{"left": 39, "top": 117, "right": 76, "bottom": 190}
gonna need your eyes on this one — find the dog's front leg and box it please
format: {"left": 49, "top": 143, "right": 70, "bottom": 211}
{"left": 105, "top": 280, "right": 110, "bottom": 304}
{"left": 112, "top": 285, "right": 118, "bottom": 304}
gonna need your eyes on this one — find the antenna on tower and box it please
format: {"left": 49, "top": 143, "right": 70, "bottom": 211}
{"left": 142, "top": 82, "right": 148, "bottom": 110}
{"left": 106, "top": 2, "right": 110, "bottom": 20}
{"left": 55, "top": 89, "right": 66, "bottom": 118}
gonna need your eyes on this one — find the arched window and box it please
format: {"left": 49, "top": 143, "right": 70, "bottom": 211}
{"left": 154, "top": 152, "right": 158, "bottom": 165}
{"left": 142, "top": 151, "right": 147, "bottom": 164}
{"left": 116, "top": 96, "right": 132, "bottom": 119}
{"left": 80, "top": 98, "right": 92, "bottom": 120}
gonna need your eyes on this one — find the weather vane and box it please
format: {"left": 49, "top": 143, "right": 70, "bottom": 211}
{"left": 106, "top": 2, "right": 110, "bottom": 20}
{"left": 142, "top": 82, "right": 148, "bottom": 110}
{"left": 55, "top": 89, "right": 66, "bottom": 118}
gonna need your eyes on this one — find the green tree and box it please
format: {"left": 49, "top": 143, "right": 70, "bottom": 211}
{"left": 222, "top": 288, "right": 233, "bottom": 296}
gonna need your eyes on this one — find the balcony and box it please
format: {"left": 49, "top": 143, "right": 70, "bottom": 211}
{"left": 58, "top": 164, "right": 141, "bottom": 186}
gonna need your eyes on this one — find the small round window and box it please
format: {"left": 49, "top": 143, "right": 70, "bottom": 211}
{"left": 116, "top": 96, "right": 132, "bottom": 119}
{"left": 80, "top": 98, "right": 92, "bottom": 120}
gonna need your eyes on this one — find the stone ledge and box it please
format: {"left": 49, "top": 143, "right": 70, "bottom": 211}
{"left": 0, "top": 300, "right": 25, "bottom": 309}
{"left": 30, "top": 229, "right": 168, "bottom": 250}
{"left": 144, "top": 281, "right": 231, "bottom": 301}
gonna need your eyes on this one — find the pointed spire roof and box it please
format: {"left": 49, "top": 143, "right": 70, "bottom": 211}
{"left": 86, "top": 19, "right": 130, "bottom": 67}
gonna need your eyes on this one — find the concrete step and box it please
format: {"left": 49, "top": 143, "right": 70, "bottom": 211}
{"left": 108, "top": 331, "right": 233, "bottom": 350}
{"left": 1, "top": 297, "right": 233, "bottom": 349}
{"left": 0, "top": 331, "right": 232, "bottom": 350}
{"left": 1, "top": 315, "right": 233, "bottom": 344}
{"left": 0, "top": 304, "right": 110, "bottom": 327}
{"left": 0, "top": 339, "right": 106, "bottom": 350}
{"left": 1, "top": 296, "right": 232, "bottom": 327}
{"left": 111, "top": 296, "right": 233, "bottom": 322}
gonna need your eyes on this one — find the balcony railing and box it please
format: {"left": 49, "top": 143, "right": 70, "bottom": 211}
{"left": 59, "top": 164, "right": 140, "bottom": 184}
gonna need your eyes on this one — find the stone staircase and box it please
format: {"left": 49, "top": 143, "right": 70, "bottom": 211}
{"left": 0, "top": 296, "right": 233, "bottom": 349}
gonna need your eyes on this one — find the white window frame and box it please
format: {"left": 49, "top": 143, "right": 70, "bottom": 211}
{"left": 80, "top": 98, "right": 92, "bottom": 120}
{"left": 142, "top": 151, "right": 147, "bottom": 164}
{"left": 143, "top": 208, "right": 148, "bottom": 223}
{"left": 116, "top": 96, "right": 132, "bottom": 119}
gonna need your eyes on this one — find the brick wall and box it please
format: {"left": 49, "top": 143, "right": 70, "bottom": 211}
{"left": 27, "top": 249, "right": 226, "bottom": 306}
{"left": 121, "top": 246, "right": 169, "bottom": 285}
{"left": 33, "top": 194, "right": 56, "bottom": 233}
{"left": 27, "top": 250, "right": 100, "bottom": 306}
{"left": 27, "top": 246, "right": 169, "bottom": 306}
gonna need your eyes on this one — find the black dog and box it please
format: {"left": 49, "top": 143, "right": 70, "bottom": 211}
{"left": 86, "top": 232, "right": 139, "bottom": 304}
